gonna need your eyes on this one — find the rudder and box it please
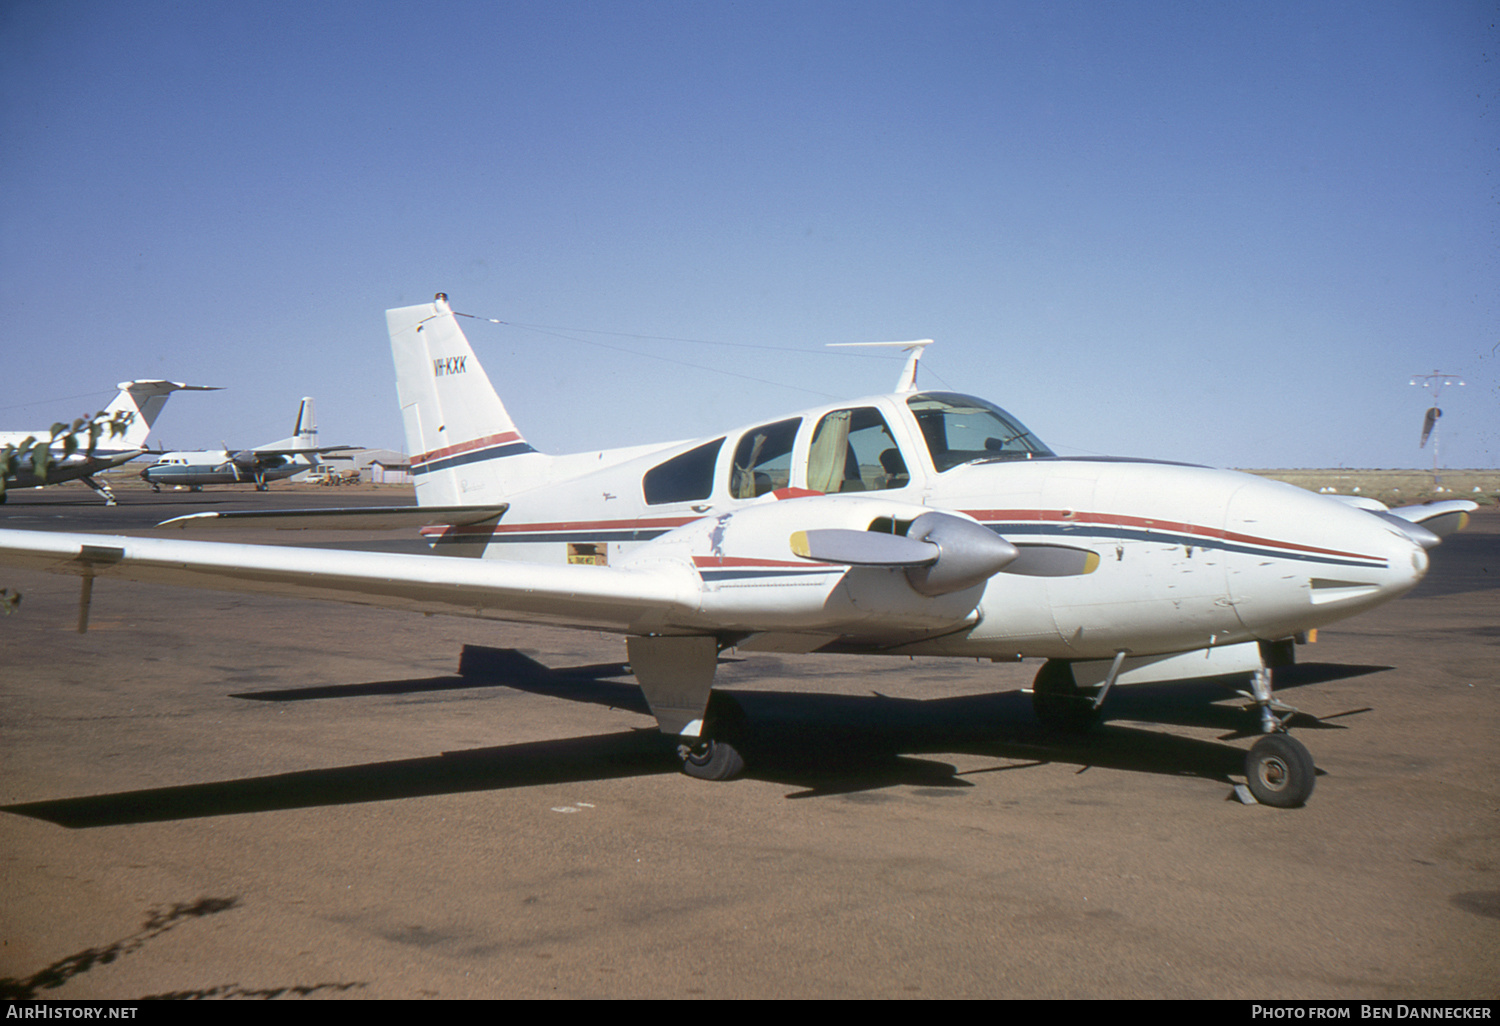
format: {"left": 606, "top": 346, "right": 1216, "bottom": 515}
{"left": 388, "top": 293, "right": 549, "bottom": 506}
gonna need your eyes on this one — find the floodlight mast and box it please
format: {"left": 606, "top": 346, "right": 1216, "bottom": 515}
{"left": 1409, "top": 371, "right": 1465, "bottom": 488}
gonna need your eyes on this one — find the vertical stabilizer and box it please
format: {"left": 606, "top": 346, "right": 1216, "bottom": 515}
{"left": 105, "top": 381, "right": 220, "bottom": 449}
{"left": 295, "top": 397, "right": 315, "bottom": 448}
{"left": 254, "top": 397, "right": 321, "bottom": 451}
{"left": 387, "top": 293, "right": 550, "bottom": 506}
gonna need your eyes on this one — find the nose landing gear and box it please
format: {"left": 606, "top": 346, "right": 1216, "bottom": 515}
{"left": 1029, "top": 657, "right": 1318, "bottom": 807}
{"left": 1240, "top": 666, "right": 1315, "bottom": 807}
{"left": 1244, "top": 733, "right": 1315, "bottom": 807}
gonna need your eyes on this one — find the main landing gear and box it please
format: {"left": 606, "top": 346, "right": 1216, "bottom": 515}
{"left": 1029, "top": 657, "right": 1317, "bottom": 808}
{"left": 80, "top": 474, "right": 118, "bottom": 506}
{"left": 676, "top": 693, "right": 748, "bottom": 781}
{"left": 627, "top": 635, "right": 750, "bottom": 783}
{"left": 1030, "top": 659, "right": 1103, "bottom": 733}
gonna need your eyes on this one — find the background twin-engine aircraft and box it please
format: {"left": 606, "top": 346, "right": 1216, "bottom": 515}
{"left": 0, "top": 295, "right": 1477, "bottom": 806}
{"left": 1, "top": 380, "right": 217, "bottom": 504}
{"left": 138, "top": 397, "right": 357, "bottom": 492}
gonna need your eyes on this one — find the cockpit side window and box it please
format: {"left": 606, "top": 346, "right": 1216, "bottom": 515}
{"left": 907, "top": 393, "right": 1053, "bottom": 471}
{"left": 729, "top": 419, "right": 800, "bottom": 499}
{"left": 643, "top": 437, "right": 725, "bottom": 505}
{"left": 807, "top": 407, "right": 910, "bottom": 494}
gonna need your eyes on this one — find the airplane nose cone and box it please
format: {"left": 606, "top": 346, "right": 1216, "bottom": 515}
{"left": 1307, "top": 501, "right": 1430, "bottom": 607}
{"left": 1224, "top": 480, "right": 1431, "bottom": 635}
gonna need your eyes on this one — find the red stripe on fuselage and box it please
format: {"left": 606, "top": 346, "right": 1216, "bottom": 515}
{"left": 693, "top": 555, "right": 816, "bottom": 569}
{"left": 412, "top": 432, "right": 525, "bottom": 467}
{"left": 963, "top": 508, "right": 1382, "bottom": 563}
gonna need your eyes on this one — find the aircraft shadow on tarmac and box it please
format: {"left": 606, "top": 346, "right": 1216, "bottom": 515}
{"left": 2, "top": 648, "right": 1390, "bottom": 828}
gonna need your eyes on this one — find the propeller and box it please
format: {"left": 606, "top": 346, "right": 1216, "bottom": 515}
{"left": 791, "top": 512, "right": 1103, "bottom": 593}
{"left": 792, "top": 511, "right": 1020, "bottom": 596}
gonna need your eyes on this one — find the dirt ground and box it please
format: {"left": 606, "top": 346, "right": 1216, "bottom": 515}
{"left": 1, "top": 489, "right": 1496, "bottom": 999}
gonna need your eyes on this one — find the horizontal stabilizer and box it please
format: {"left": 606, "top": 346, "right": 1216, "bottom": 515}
{"left": 157, "top": 504, "right": 510, "bottom": 531}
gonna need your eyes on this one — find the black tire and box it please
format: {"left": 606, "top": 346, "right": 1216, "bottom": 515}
{"left": 1244, "top": 734, "right": 1315, "bottom": 807}
{"left": 675, "top": 692, "right": 748, "bottom": 781}
{"left": 1031, "top": 660, "right": 1101, "bottom": 732}
{"left": 677, "top": 737, "right": 746, "bottom": 781}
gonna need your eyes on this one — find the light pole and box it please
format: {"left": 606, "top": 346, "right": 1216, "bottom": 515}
{"left": 1409, "top": 371, "right": 1464, "bottom": 489}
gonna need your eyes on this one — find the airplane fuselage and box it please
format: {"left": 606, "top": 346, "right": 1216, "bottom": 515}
{"left": 412, "top": 388, "right": 1428, "bottom": 664}
{"left": 140, "top": 452, "right": 311, "bottom": 488}
{"left": 0, "top": 432, "right": 143, "bottom": 489}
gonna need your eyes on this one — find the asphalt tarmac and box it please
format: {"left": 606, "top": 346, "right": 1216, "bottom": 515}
{"left": 1, "top": 485, "right": 1496, "bottom": 999}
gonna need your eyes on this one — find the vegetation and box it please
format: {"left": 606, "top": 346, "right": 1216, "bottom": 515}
{"left": 1, "top": 411, "right": 132, "bottom": 613}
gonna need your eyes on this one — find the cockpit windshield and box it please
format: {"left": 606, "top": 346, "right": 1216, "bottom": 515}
{"left": 907, "top": 392, "right": 1053, "bottom": 471}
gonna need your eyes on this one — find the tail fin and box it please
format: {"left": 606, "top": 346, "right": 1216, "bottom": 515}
{"left": 104, "top": 381, "right": 220, "bottom": 449}
{"left": 259, "top": 397, "right": 319, "bottom": 451}
{"left": 387, "top": 293, "right": 550, "bottom": 506}
{"left": 293, "top": 397, "right": 316, "bottom": 449}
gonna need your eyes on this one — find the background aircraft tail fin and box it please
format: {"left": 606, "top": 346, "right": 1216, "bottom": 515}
{"left": 257, "top": 397, "right": 319, "bottom": 451}
{"left": 105, "top": 381, "right": 220, "bottom": 449}
{"left": 294, "top": 397, "right": 316, "bottom": 449}
{"left": 388, "top": 294, "right": 550, "bottom": 506}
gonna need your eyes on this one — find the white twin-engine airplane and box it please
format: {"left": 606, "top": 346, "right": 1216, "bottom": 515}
{"left": 0, "top": 295, "right": 1477, "bottom": 806}
{"left": 139, "top": 397, "right": 356, "bottom": 492}
{"left": 1, "top": 380, "right": 218, "bottom": 504}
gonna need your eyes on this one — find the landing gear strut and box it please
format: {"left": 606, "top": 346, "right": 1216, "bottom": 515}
{"left": 627, "top": 634, "right": 748, "bottom": 782}
{"left": 80, "top": 474, "right": 118, "bottom": 506}
{"left": 1240, "top": 666, "right": 1315, "bottom": 807}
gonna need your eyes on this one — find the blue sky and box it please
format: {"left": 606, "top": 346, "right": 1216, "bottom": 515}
{"left": 2, "top": 0, "right": 1495, "bottom": 469}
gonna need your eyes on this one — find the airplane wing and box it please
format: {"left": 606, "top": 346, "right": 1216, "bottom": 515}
{"left": 244, "top": 445, "right": 363, "bottom": 456}
{"left": 157, "top": 504, "right": 510, "bottom": 531}
{"left": 0, "top": 528, "right": 695, "bottom": 634}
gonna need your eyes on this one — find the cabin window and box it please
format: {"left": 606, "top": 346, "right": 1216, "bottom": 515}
{"left": 907, "top": 393, "right": 1053, "bottom": 471}
{"left": 729, "top": 418, "right": 800, "bottom": 498}
{"left": 642, "top": 438, "right": 724, "bottom": 505}
{"left": 807, "top": 407, "right": 909, "bottom": 493}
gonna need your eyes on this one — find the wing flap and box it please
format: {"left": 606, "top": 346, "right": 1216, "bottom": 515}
{"left": 0, "top": 528, "right": 694, "bottom": 633}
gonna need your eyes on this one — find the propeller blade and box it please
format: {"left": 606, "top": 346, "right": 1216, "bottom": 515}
{"left": 1001, "top": 544, "right": 1101, "bottom": 577}
{"left": 790, "top": 529, "right": 937, "bottom": 566}
{"left": 1383, "top": 499, "right": 1477, "bottom": 544}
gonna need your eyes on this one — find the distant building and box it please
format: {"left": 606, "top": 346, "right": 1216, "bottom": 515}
{"left": 299, "top": 448, "right": 411, "bottom": 485}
